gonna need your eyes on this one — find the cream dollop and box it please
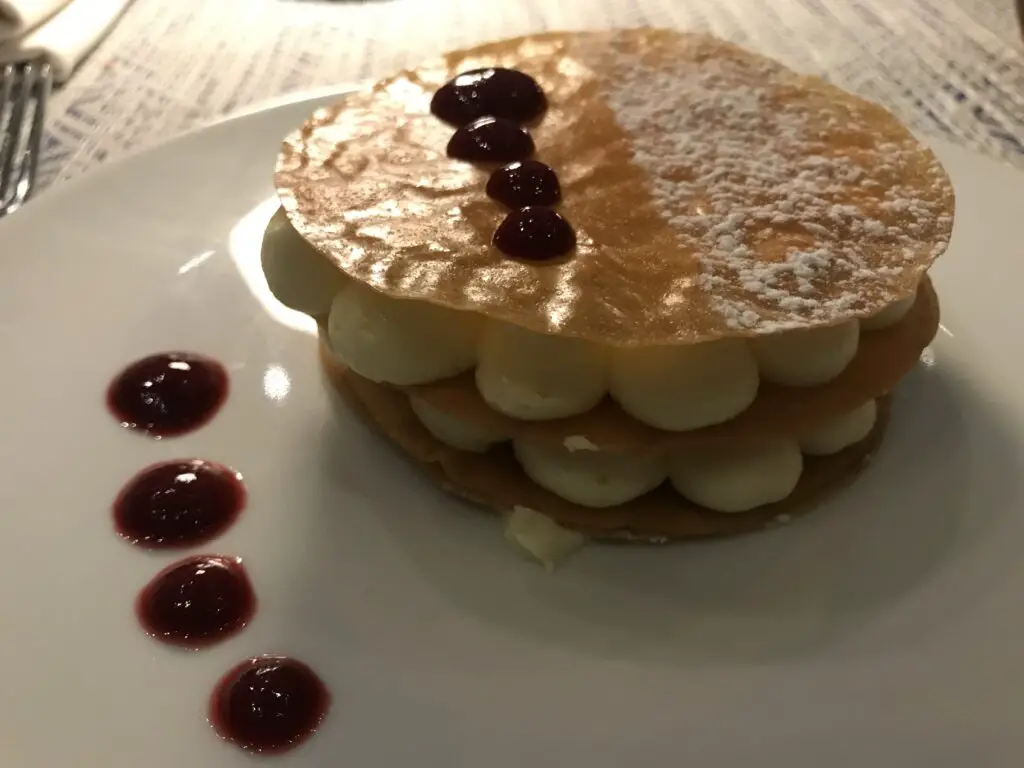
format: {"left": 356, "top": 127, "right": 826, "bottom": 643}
{"left": 669, "top": 439, "right": 803, "bottom": 512}
{"left": 799, "top": 399, "right": 877, "bottom": 455}
{"left": 609, "top": 339, "right": 759, "bottom": 431}
{"left": 476, "top": 320, "right": 607, "bottom": 420}
{"left": 326, "top": 282, "right": 480, "bottom": 385}
{"left": 261, "top": 207, "right": 348, "bottom": 316}
{"left": 504, "top": 506, "right": 587, "bottom": 570}
{"left": 861, "top": 289, "right": 917, "bottom": 331}
{"left": 513, "top": 439, "right": 667, "bottom": 508}
{"left": 409, "top": 395, "right": 506, "bottom": 452}
{"left": 749, "top": 320, "right": 860, "bottom": 386}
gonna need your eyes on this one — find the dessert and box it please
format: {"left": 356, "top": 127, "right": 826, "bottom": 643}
{"left": 263, "top": 29, "right": 953, "bottom": 568}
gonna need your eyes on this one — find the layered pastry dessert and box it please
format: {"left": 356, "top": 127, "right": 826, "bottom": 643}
{"left": 262, "top": 29, "right": 953, "bottom": 568}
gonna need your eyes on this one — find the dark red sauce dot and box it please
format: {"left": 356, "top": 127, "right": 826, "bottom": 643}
{"left": 107, "top": 352, "right": 228, "bottom": 438}
{"left": 430, "top": 67, "right": 547, "bottom": 127}
{"left": 210, "top": 656, "right": 330, "bottom": 755}
{"left": 493, "top": 207, "right": 577, "bottom": 261}
{"left": 486, "top": 160, "right": 562, "bottom": 208}
{"left": 113, "top": 459, "right": 246, "bottom": 549}
{"left": 137, "top": 555, "right": 255, "bottom": 649}
{"left": 446, "top": 117, "right": 534, "bottom": 163}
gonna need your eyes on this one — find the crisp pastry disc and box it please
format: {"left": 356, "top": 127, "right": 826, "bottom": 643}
{"left": 278, "top": 28, "right": 954, "bottom": 347}
{"left": 322, "top": 349, "right": 892, "bottom": 542}
{"left": 330, "top": 276, "right": 937, "bottom": 453}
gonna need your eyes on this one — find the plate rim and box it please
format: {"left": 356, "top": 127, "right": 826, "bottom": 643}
{"left": 17, "top": 85, "right": 358, "bottom": 223}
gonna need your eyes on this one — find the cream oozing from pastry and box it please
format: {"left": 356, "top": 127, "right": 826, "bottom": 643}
{"left": 326, "top": 281, "right": 481, "bottom": 385}
{"left": 504, "top": 506, "right": 587, "bottom": 570}
{"left": 409, "top": 395, "right": 506, "bottom": 452}
{"left": 609, "top": 339, "right": 760, "bottom": 431}
{"left": 798, "top": 399, "right": 877, "bottom": 456}
{"left": 749, "top": 320, "right": 860, "bottom": 386}
{"left": 513, "top": 439, "right": 667, "bottom": 508}
{"left": 476, "top": 320, "right": 608, "bottom": 420}
{"left": 861, "top": 289, "right": 917, "bottom": 331}
{"left": 669, "top": 439, "right": 803, "bottom": 512}
{"left": 261, "top": 207, "right": 349, "bottom": 316}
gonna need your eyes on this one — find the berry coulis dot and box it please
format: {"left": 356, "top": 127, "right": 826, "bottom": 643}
{"left": 210, "top": 656, "right": 331, "bottom": 755}
{"left": 486, "top": 160, "right": 562, "bottom": 208}
{"left": 113, "top": 459, "right": 246, "bottom": 549}
{"left": 493, "top": 207, "right": 577, "bottom": 261}
{"left": 446, "top": 117, "right": 535, "bottom": 163}
{"left": 137, "top": 555, "right": 255, "bottom": 649}
{"left": 106, "top": 352, "right": 228, "bottom": 438}
{"left": 430, "top": 67, "right": 547, "bottom": 126}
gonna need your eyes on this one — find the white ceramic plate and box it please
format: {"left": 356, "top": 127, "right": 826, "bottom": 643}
{"left": 1, "top": 95, "right": 1022, "bottom": 767}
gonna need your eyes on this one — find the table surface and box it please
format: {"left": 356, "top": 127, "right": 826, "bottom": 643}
{"left": 37, "top": 0, "right": 1024, "bottom": 190}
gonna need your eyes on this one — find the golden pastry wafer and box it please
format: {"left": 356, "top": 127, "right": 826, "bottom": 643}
{"left": 278, "top": 29, "right": 953, "bottom": 347}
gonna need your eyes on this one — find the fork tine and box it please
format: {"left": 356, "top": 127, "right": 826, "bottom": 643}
{"left": 10, "top": 62, "right": 51, "bottom": 208}
{"left": 0, "top": 60, "right": 50, "bottom": 215}
{"left": 0, "top": 63, "right": 31, "bottom": 201}
{"left": 0, "top": 64, "right": 15, "bottom": 184}
{"left": 0, "top": 63, "right": 12, "bottom": 110}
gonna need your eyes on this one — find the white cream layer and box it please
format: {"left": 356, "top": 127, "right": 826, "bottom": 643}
{"left": 264, "top": 214, "right": 911, "bottom": 430}
{"left": 609, "top": 339, "right": 759, "bottom": 431}
{"left": 798, "top": 399, "right": 877, "bottom": 455}
{"left": 261, "top": 207, "right": 348, "bottom": 316}
{"left": 408, "top": 392, "right": 878, "bottom": 513}
{"left": 326, "top": 281, "right": 481, "bottom": 385}
{"left": 476, "top": 320, "right": 607, "bottom": 420}
{"left": 513, "top": 439, "right": 669, "bottom": 508}
{"left": 749, "top": 320, "right": 860, "bottom": 387}
{"left": 409, "top": 395, "right": 506, "bottom": 452}
{"left": 668, "top": 440, "right": 804, "bottom": 513}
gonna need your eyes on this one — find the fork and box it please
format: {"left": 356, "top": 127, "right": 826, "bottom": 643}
{"left": 0, "top": 59, "right": 51, "bottom": 218}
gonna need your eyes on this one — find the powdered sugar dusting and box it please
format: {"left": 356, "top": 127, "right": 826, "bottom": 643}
{"left": 594, "top": 34, "right": 953, "bottom": 334}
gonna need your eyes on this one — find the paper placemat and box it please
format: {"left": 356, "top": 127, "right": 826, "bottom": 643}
{"left": 37, "top": 0, "right": 1024, "bottom": 188}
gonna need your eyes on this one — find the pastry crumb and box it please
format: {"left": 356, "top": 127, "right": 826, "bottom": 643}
{"left": 504, "top": 506, "right": 587, "bottom": 570}
{"left": 563, "top": 435, "right": 600, "bottom": 452}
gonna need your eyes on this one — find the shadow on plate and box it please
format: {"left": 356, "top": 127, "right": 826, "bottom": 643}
{"left": 297, "top": 345, "right": 1020, "bottom": 668}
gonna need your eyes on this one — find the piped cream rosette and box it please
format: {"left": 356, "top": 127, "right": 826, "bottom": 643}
{"left": 262, "top": 28, "right": 952, "bottom": 563}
